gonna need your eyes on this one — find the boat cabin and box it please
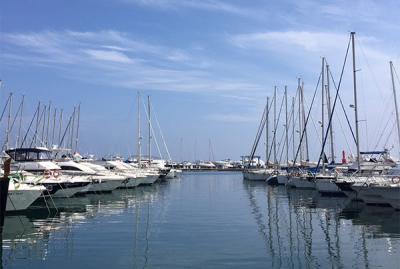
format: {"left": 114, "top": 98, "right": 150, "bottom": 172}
{"left": 6, "top": 148, "right": 52, "bottom": 162}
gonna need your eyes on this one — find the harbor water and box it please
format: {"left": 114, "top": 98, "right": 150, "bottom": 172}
{"left": 2, "top": 172, "right": 400, "bottom": 268}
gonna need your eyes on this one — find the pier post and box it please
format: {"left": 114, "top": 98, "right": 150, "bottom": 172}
{"left": 0, "top": 158, "right": 11, "bottom": 233}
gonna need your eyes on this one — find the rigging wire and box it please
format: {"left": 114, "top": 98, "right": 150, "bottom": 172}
{"left": 314, "top": 34, "right": 352, "bottom": 173}
{"left": 382, "top": 120, "right": 396, "bottom": 150}
{"left": 374, "top": 112, "right": 395, "bottom": 150}
{"left": 248, "top": 98, "right": 273, "bottom": 164}
{"left": 267, "top": 93, "right": 285, "bottom": 164}
{"left": 141, "top": 97, "right": 163, "bottom": 160}
{"left": 327, "top": 66, "right": 357, "bottom": 145}
{"left": 153, "top": 109, "right": 172, "bottom": 161}
{"left": 293, "top": 72, "right": 322, "bottom": 166}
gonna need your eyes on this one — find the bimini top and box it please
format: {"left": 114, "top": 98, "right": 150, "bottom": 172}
{"left": 5, "top": 147, "right": 52, "bottom": 162}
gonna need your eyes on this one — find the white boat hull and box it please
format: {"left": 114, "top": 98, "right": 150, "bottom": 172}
{"left": 165, "top": 170, "right": 176, "bottom": 179}
{"left": 52, "top": 183, "right": 91, "bottom": 198}
{"left": 243, "top": 170, "right": 271, "bottom": 181}
{"left": 139, "top": 175, "right": 158, "bottom": 185}
{"left": 7, "top": 185, "right": 44, "bottom": 211}
{"left": 277, "top": 175, "right": 288, "bottom": 185}
{"left": 123, "top": 178, "right": 140, "bottom": 188}
{"left": 87, "top": 180, "right": 123, "bottom": 193}
{"left": 315, "top": 180, "right": 343, "bottom": 195}
{"left": 352, "top": 184, "right": 400, "bottom": 208}
{"left": 287, "top": 176, "right": 315, "bottom": 189}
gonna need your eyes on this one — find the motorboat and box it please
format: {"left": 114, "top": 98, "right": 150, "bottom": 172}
{"left": 5, "top": 174, "right": 46, "bottom": 211}
{"left": 56, "top": 159, "right": 124, "bottom": 193}
{"left": 5, "top": 147, "right": 91, "bottom": 198}
{"left": 98, "top": 160, "right": 140, "bottom": 188}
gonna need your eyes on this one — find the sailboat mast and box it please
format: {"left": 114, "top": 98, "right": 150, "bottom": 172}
{"left": 301, "top": 82, "right": 310, "bottom": 161}
{"left": 266, "top": 97, "right": 270, "bottom": 166}
{"left": 58, "top": 109, "right": 63, "bottom": 147}
{"left": 351, "top": 32, "right": 361, "bottom": 171}
{"left": 292, "top": 96, "right": 295, "bottom": 165}
{"left": 5, "top": 93, "right": 12, "bottom": 150}
{"left": 137, "top": 92, "right": 142, "bottom": 165}
{"left": 321, "top": 57, "right": 325, "bottom": 172}
{"left": 148, "top": 95, "right": 151, "bottom": 163}
{"left": 273, "top": 86, "right": 277, "bottom": 165}
{"left": 41, "top": 105, "right": 47, "bottom": 144}
{"left": 285, "top": 86, "right": 289, "bottom": 167}
{"left": 35, "top": 102, "right": 40, "bottom": 146}
{"left": 45, "top": 101, "right": 51, "bottom": 147}
{"left": 390, "top": 61, "right": 400, "bottom": 157}
{"left": 16, "top": 95, "right": 24, "bottom": 147}
{"left": 70, "top": 106, "right": 76, "bottom": 151}
{"left": 74, "top": 104, "right": 81, "bottom": 152}
{"left": 51, "top": 108, "right": 57, "bottom": 148}
{"left": 321, "top": 57, "right": 325, "bottom": 145}
{"left": 326, "top": 64, "right": 335, "bottom": 163}
{"left": 298, "top": 79, "right": 303, "bottom": 162}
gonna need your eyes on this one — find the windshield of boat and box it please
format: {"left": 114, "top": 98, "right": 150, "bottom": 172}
{"left": 38, "top": 151, "right": 52, "bottom": 160}
{"left": 7, "top": 149, "right": 52, "bottom": 161}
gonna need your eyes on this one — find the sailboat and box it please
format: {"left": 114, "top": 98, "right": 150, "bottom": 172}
{"left": 333, "top": 34, "right": 400, "bottom": 208}
{"left": 243, "top": 95, "right": 274, "bottom": 181}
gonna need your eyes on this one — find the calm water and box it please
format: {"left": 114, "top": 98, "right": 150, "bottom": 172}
{"left": 2, "top": 172, "right": 400, "bottom": 269}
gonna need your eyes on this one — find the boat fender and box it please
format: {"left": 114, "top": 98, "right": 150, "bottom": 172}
{"left": 392, "top": 177, "right": 400, "bottom": 184}
{"left": 53, "top": 171, "right": 60, "bottom": 178}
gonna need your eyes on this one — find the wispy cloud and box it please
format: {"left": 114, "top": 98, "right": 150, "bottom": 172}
{"left": 0, "top": 30, "right": 264, "bottom": 97}
{"left": 120, "top": 0, "right": 258, "bottom": 17}
{"left": 84, "top": 49, "right": 134, "bottom": 63}
{"left": 206, "top": 113, "right": 256, "bottom": 123}
{"left": 229, "top": 31, "right": 392, "bottom": 73}
{"left": 231, "top": 31, "right": 351, "bottom": 53}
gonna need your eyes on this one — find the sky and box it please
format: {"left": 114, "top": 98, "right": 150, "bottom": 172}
{"left": 1, "top": 0, "right": 400, "bottom": 161}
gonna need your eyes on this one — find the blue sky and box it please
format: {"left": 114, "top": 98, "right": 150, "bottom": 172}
{"left": 1, "top": 0, "right": 400, "bottom": 161}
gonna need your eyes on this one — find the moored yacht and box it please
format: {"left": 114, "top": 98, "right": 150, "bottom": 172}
{"left": 5, "top": 147, "right": 91, "bottom": 198}
{"left": 286, "top": 170, "right": 316, "bottom": 189}
{"left": 4, "top": 174, "right": 46, "bottom": 211}
{"left": 56, "top": 159, "right": 124, "bottom": 193}
{"left": 243, "top": 168, "right": 274, "bottom": 181}
{"left": 345, "top": 176, "right": 400, "bottom": 208}
{"left": 99, "top": 160, "right": 140, "bottom": 188}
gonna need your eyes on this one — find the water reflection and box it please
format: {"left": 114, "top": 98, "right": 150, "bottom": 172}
{"left": 1, "top": 181, "right": 169, "bottom": 269}
{"left": 243, "top": 181, "right": 400, "bottom": 269}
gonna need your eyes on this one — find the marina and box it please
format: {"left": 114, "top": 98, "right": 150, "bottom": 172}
{"left": 2, "top": 1, "right": 400, "bottom": 267}
{"left": 0, "top": 32, "right": 399, "bottom": 267}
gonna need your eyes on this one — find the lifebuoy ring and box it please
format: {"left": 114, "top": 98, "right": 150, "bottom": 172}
{"left": 53, "top": 171, "right": 60, "bottom": 178}
{"left": 44, "top": 170, "right": 52, "bottom": 178}
{"left": 392, "top": 177, "right": 400, "bottom": 184}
